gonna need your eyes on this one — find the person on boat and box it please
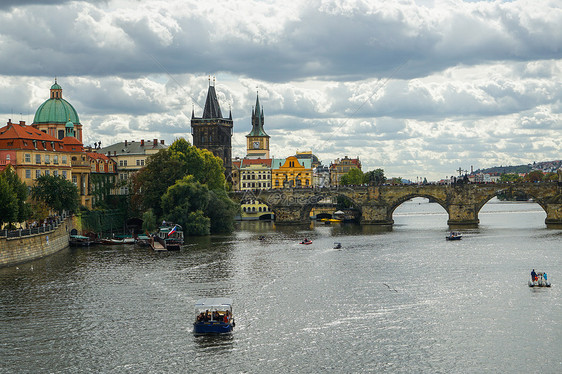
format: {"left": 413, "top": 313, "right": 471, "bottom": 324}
{"left": 543, "top": 272, "right": 547, "bottom": 281}
{"left": 531, "top": 269, "right": 537, "bottom": 282}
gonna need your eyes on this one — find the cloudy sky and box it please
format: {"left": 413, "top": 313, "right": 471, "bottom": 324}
{"left": 0, "top": 0, "right": 560, "bottom": 180}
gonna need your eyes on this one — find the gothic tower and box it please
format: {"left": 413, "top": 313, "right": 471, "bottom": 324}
{"left": 246, "top": 94, "right": 270, "bottom": 159}
{"left": 191, "top": 80, "right": 233, "bottom": 178}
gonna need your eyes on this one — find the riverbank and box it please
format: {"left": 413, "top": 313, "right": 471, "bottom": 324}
{"left": 0, "top": 216, "right": 74, "bottom": 268}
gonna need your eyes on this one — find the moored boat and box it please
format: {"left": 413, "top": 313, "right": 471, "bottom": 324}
{"left": 193, "top": 298, "right": 235, "bottom": 334}
{"left": 333, "top": 242, "right": 342, "bottom": 249}
{"left": 153, "top": 223, "right": 184, "bottom": 250}
{"left": 69, "top": 235, "right": 93, "bottom": 247}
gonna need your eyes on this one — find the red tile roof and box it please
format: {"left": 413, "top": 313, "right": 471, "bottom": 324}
{"left": 241, "top": 158, "right": 272, "bottom": 167}
{"left": 0, "top": 121, "right": 63, "bottom": 151}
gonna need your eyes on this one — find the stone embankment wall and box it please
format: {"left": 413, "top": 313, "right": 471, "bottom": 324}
{"left": 0, "top": 218, "right": 73, "bottom": 268}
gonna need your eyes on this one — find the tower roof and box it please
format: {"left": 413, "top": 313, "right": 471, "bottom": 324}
{"left": 247, "top": 94, "right": 269, "bottom": 137}
{"left": 202, "top": 85, "right": 223, "bottom": 119}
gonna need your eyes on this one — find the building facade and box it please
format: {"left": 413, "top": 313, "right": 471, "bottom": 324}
{"left": 98, "top": 139, "right": 167, "bottom": 195}
{"left": 191, "top": 82, "right": 233, "bottom": 178}
{"left": 272, "top": 156, "right": 313, "bottom": 188}
{"left": 330, "top": 156, "right": 362, "bottom": 187}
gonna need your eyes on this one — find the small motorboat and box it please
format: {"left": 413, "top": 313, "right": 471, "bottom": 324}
{"left": 529, "top": 271, "right": 551, "bottom": 288}
{"left": 300, "top": 239, "right": 312, "bottom": 245}
{"left": 333, "top": 242, "right": 342, "bottom": 249}
{"left": 258, "top": 235, "right": 266, "bottom": 241}
{"left": 446, "top": 232, "right": 462, "bottom": 241}
{"left": 193, "top": 298, "right": 235, "bottom": 334}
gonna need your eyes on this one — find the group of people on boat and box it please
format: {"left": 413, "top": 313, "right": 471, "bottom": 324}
{"left": 196, "top": 310, "right": 232, "bottom": 324}
{"left": 531, "top": 269, "right": 547, "bottom": 282}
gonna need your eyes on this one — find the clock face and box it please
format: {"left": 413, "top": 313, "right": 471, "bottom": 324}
{"left": 253, "top": 141, "right": 260, "bottom": 149}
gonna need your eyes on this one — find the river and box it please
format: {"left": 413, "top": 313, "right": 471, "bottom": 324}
{"left": 1, "top": 198, "right": 561, "bottom": 373}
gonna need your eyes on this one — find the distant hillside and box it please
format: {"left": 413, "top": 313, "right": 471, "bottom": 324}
{"left": 475, "top": 160, "right": 561, "bottom": 175}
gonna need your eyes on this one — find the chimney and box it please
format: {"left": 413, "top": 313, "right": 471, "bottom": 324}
{"left": 141, "top": 139, "right": 144, "bottom": 146}
{"left": 160, "top": 140, "right": 164, "bottom": 145}
{"left": 114, "top": 151, "right": 116, "bottom": 156}
{"left": 19, "top": 121, "right": 25, "bottom": 126}
{"left": 125, "top": 140, "right": 128, "bottom": 147}
{"left": 153, "top": 139, "right": 157, "bottom": 147}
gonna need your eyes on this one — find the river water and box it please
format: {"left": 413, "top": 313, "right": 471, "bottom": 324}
{"left": 1, "top": 198, "right": 561, "bottom": 373}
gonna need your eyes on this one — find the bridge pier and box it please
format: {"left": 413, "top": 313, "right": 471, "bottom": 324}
{"left": 446, "top": 203, "right": 479, "bottom": 226}
{"left": 271, "top": 206, "right": 308, "bottom": 225}
{"left": 360, "top": 205, "right": 393, "bottom": 225}
{"left": 545, "top": 202, "right": 562, "bottom": 228}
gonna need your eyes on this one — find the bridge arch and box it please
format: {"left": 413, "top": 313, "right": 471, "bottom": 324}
{"left": 298, "top": 191, "right": 362, "bottom": 223}
{"left": 475, "top": 186, "right": 548, "bottom": 217}
{"left": 387, "top": 194, "right": 448, "bottom": 222}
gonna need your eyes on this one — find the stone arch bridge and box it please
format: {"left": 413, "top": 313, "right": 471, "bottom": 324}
{"left": 230, "top": 182, "right": 562, "bottom": 227}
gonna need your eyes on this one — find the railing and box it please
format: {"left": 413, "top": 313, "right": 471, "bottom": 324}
{"left": 0, "top": 212, "right": 68, "bottom": 239}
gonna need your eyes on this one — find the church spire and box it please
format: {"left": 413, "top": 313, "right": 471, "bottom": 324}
{"left": 248, "top": 93, "right": 268, "bottom": 137}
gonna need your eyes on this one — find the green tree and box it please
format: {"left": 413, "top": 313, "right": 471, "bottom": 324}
{"left": 364, "top": 169, "right": 386, "bottom": 185}
{"left": 183, "top": 210, "right": 211, "bottom": 236}
{"left": 340, "top": 168, "right": 364, "bottom": 186}
{"left": 524, "top": 170, "right": 544, "bottom": 182}
{"left": 31, "top": 175, "right": 79, "bottom": 214}
{"left": 131, "top": 138, "right": 226, "bottom": 217}
{"left": 142, "top": 209, "right": 157, "bottom": 233}
{"left": 544, "top": 172, "right": 558, "bottom": 181}
{"left": 205, "top": 189, "right": 239, "bottom": 233}
{"left": 0, "top": 174, "right": 18, "bottom": 227}
{"left": 0, "top": 165, "right": 31, "bottom": 224}
{"left": 500, "top": 173, "right": 521, "bottom": 182}
{"left": 389, "top": 177, "right": 403, "bottom": 185}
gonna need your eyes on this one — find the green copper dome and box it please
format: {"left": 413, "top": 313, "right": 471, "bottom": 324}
{"left": 33, "top": 98, "right": 80, "bottom": 124}
{"left": 33, "top": 85, "right": 80, "bottom": 125}
{"left": 65, "top": 120, "right": 74, "bottom": 128}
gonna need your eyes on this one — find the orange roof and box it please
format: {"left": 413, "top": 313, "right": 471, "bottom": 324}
{"left": 0, "top": 121, "right": 63, "bottom": 151}
{"left": 241, "top": 158, "right": 272, "bottom": 167}
{"left": 62, "top": 136, "right": 84, "bottom": 152}
{"left": 87, "top": 152, "right": 114, "bottom": 162}
{"left": 0, "top": 121, "right": 60, "bottom": 142}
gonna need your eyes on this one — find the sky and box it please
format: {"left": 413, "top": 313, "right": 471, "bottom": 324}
{"left": 0, "top": 0, "right": 560, "bottom": 181}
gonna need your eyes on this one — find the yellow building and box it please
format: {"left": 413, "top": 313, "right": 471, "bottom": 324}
{"left": 272, "top": 156, "right": 313, "bottom": 188}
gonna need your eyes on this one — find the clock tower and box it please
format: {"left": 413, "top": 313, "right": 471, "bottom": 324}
{"left": 246, "top": 94, "right": 270, "bottom": 159}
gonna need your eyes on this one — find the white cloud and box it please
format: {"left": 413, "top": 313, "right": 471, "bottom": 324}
{"left": 0, "top": 0, "right": 560, "bottom": 180}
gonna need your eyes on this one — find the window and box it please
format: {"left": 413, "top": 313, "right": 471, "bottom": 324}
{"left": 62, "top": 155, "right": 67, "bottom": 164}
{"left": 140, "top": 159, "right": 144, "bottom": 166}
{"left": 72, "top": 175, "right": 77, "bottom": 185}
{"left": 53, "top": 155, "right": 58, "bottom": 164}
{"left": 25, "top": 170, "right": 31, "bottom": 179}
{"left": 136, "top": 159, "right": 140, "bottom": 166}
{"left": 6, "top": 154, "right": 10, "bottom": 161}
{"left": 53, "top": 170, "right": 58, "bottom": 177}
{"left": 45, "top": 170, "right": 50, "bottom": 176}
{"left": 109, "top": 163, "right": 113, "bottom": 171}
{"left": 62, "top": 170, "right": 67, "bottom": 179}
{"left": 45, "top": 155, "right": 50, "bottom": 164}
{"left": 25, "top": 154, "right": 31, "bottom": 163}
{"left": 35, "top": 154, "right": 41, "bottom": 164}
{"left": 91, "top": 164, "right": 96, "bottom": 172}
{"left": 36, "top": 170, "right": 41, "bottom": 179}
{"left": 120, "top": 160, "right": 123, "bottom": 166}
{"left": 123, "top": 160, "right": 127, "bottom": 166}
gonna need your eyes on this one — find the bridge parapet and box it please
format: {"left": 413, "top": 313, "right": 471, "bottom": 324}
{"left": 229, "top": 182, "right": 562, "bottom": 227}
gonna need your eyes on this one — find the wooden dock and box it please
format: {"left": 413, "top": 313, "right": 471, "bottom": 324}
{"left": 149, "top": 237, "right": 166, "bottom": 251}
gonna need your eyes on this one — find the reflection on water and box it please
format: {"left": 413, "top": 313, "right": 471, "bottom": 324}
{"left": 1, "top": 199, "right": 560, "bottom": 373}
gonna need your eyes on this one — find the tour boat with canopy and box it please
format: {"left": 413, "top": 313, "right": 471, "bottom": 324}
{"left": 193, "top": 298, "right": 235, "bottom": 334}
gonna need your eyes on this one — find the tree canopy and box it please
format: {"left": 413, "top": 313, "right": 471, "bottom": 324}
{"left": 339, "top": 168, "right": 386, "bottom": 186}
{"left": 0, "top": 166, "right": 31, "bottom": 227}
{"left": 131, "top": 138, "right": 237, "bottom": 235}
{"left": 31, "top": 174, "right": 79, "bottom": 215}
